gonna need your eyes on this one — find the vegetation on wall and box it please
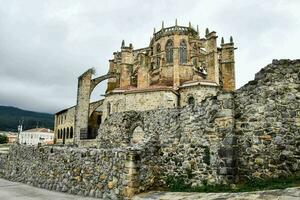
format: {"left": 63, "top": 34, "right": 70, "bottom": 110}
{"left": 0, "top": 134, "right": 8, "bottom": 144}
{"left": 0, "top": 106, "right": 54, "bottom": 131}
{"left": 166, "top": 174, "right": 300, "bottom": 193}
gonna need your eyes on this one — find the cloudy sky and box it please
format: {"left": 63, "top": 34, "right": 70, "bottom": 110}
{"left": 0, "top": 0, "right": 299, "bottom": 113}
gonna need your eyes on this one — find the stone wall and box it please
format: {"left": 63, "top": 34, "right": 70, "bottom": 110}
{"left": 0, "top": 153, "right": 8, "bottom": 176}
{"left": 102, "top": 89, "right": 178, "bottom": 120}
{"left": 98, "top": 91, "right": 237, "bottom": 192}
{"left": 235, "top": 59, "right": 300, "bottom": 179}
{"left": 3, "top": 59, "right": 300, "bottom": 199}
{"left": 4, "top": 144, "right": 141, "bottom": 199}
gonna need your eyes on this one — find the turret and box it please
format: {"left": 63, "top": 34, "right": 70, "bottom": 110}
{"left": 220, "top": 36, "right": 236, "bottom": 91}
{"left": 120, "top": 40, "right": 134, "bottom": 88}
{"left": 205, "top": 29, "right": 219, "bottom": 84}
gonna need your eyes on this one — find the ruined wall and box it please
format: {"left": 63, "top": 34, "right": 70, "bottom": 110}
{"left": 235, "top": 59, "right": 300, "bottom": 179}
{"left": 3, "top": 59, "right": 300, "bottom": 199}
{"left": 4, "top": 144, "right": 140, "bottom": 199}
{"left": 0, "top": 153, "right": 7, "bottom": 176}
{"left": 98, "top": 92, "right": 236, "bottom": 192}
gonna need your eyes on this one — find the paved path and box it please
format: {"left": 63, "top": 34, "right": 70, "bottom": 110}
{"left": 0, "top": 178, "right": 96, "bottom": 200}
{"left": 1, "top": 178, "right": 299, "bottom": 200}
{"left": 133, "top": 188, "right": 300, "bottom": 200}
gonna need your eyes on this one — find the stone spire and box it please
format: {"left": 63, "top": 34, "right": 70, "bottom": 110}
{"left": 205, "top": 28, "right": 209, "bottom": 35}
{"left": 221, "top": 37, "right": 224, "bottom": 44}
{"left": 230, "top": 36, "right": 233, "bottom": 43}
{"left": 121, "top": 40, "right": 125, "bottom": 48}
{"left": 162, "top": 21, "right": 164, "bottom": 29}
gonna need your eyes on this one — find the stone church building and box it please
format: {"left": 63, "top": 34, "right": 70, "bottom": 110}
{"left": 54, "top": 21, "right": 235, "bottom": 146}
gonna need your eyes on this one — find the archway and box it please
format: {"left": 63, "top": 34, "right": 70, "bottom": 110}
{"left": 131, "top": 126, "right": 145, "bottom": 145}
{"left": 74, "top": 69, "right": 113, "bottom": 142}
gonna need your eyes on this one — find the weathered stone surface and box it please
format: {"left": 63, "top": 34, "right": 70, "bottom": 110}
{"left": 132, "top": 187, "right": 300, "bottom": 200}
{"left": 2, "top": 59, "right": 300, "bottom": 199}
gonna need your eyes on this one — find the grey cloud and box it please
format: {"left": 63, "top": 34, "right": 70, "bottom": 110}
{"left": 0, "top": 0, "right": 299, "bottom": 113}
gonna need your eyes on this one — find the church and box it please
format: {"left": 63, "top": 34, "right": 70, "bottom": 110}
{"left": 54, "top": 21, "right": 236, "bottom": 146}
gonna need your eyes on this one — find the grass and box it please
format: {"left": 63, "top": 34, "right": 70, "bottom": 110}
{"left": 166, "top": 175, "right": 300, "bottom": 193}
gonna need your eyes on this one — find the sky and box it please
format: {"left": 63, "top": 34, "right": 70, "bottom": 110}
{"left": 0, "top": 0, "right": 299, "bottom": 113}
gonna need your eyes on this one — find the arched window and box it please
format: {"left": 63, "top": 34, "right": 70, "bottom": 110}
{"left": 156, "top": 43, "right": 161, "bottom": 54}
{"left": 70, "top": 127, "right": 73, "bottom": 138}
{"left": 57, "top": 130, "right": 60, "bottom": 139}
{"left": 131, "top": 126, "right": 145, "bottom": 145}
{"left": 63, "top": 128, "right": 66, "bottom": 139}
{"left": 165, "top": 40, "right": 173, "bottom": 63}
{"left": 188, "top": 96, "right": 195, "bottom": 106}
{"left": 180, "top": 40, "right": 187, "bottom": 64}
{"left": 67, "top": 127, "right": 69, "bottom": 139}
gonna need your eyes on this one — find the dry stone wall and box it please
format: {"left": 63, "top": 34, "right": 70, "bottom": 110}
{"left": 235, "top": 59, "right": 300, "bottom": 179}
{"left": 2, "top": 59, "right": 300, "bottom": 199}
{"left": 4, "top": 145, "right": 141, "bottom": 199}
{"left": 98, "top": 91, "right": 237, "bottom": 191}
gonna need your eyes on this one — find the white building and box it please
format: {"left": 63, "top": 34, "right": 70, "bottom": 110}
{"left": 20, "top": 128, "right": 54, "bottom": 146}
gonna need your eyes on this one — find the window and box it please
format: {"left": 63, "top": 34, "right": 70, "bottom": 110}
{"left": 70, "top": 127, "right": 73, "bottom": 138}
{"left": 107, "top": 102, "right": 112, "bottom": 115}
{"left": 156, "top": 43, "right": 161, "bottom": 54}
{"left": 165, "top": 40, "right": 173, "bottom": 63}
{"left": 156, "top": 57, "right": 160, "bottom": 68}
{"left": 67, "top": 127, "right": 69, "bottom": 139}
{"left": 180, "top": 40, "right": 187, "bottom": 64}
{"left": 188, "top": 96, "right": 195, "bottom": 106}
{"left": 131, "top": 126, "right": 145, "bottom": 145}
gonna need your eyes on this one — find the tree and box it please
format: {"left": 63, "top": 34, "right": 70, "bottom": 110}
{"left": 0, "top": 134, "right": 8, "bottom": 144}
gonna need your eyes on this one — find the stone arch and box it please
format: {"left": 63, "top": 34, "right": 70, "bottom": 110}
{"left": 188, "top": 95, "right": 195, "bottom": 106}
{"left": 131, "top": 126, "right": 145, "bottom": 145}
{"left": 74, "top": 70, "right": 114, "bottom": 142}
{"left": 70, "top": 127, "right": 73, "bottom": 138}
{"left": 67, "top": 127, "right": 69, "bottom": 139}
{"left": 63, "top": 128, "right": 66, "bottom": 144}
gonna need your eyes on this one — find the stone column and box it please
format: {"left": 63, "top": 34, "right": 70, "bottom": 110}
{"left": 123, "top": 151, "right": 140, "bottom": 198}
{"left": 215, "top": 92, "right": 237, "bottom": 183}
{"left": 205, "top": 31, "right": 219, "bottom": 84}
{"left": 74, "top": 69, "right": 93, "bottom": 144}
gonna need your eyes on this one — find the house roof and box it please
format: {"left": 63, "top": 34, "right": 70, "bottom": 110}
{"left": 24, "top": 128, "right": 53, "bottom": 133}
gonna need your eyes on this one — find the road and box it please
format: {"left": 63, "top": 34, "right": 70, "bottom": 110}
{"left": 0, "top": 178, "right": 96, "bottom": 200}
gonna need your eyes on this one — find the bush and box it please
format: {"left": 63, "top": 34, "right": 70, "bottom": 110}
{"left": 166, "top": 174, "right": 300, "bottom": 193}
{"left": 0, "top": 134, "right": 8, "bottom": 144}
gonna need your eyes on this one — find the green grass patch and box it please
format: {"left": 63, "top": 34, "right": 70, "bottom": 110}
{"left": 166, "top": 174, "right": 300, "bottom": 193}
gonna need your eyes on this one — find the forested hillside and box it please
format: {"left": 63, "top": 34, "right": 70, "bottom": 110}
{"left": 0, "top": 106, "right": 54, "bottom": 131}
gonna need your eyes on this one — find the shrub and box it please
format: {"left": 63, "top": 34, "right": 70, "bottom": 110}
{"left": 0, "top": 134, "right": 8, "bottom": 144}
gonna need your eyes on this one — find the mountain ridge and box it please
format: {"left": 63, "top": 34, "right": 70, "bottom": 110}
{"left": 0, "top": 105, "right": 54, "bottom": 131}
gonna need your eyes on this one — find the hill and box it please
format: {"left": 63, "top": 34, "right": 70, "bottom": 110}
{"left": 0, "top": 106, "right": 54, "bottom": 131}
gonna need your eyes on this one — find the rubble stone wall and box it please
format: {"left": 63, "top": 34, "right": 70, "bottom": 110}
{"left": 235, "top": 59, "right": 300, "bottom": 179}
{"left": 3, "top": 59, "right": 300, "bottom": 199}
{"left": 0, "top": 153, "right": 8, "bottom": 176}
{"left": 4, "top": 145, "right": 139, "bottom": 199}
{"left": 98, "top": 91, "right": 237, "bottom": 190}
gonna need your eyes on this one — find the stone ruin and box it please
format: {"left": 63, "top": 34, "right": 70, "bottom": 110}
{"left": 0, "top": 21, "right": 299, "bottom": 200}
